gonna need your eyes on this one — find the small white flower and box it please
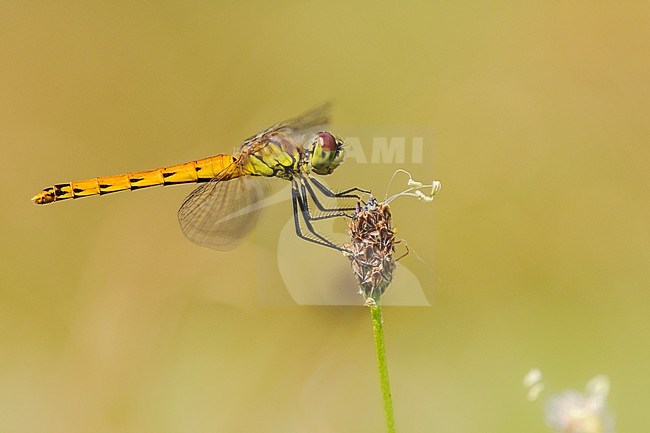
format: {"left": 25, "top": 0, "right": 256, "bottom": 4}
{"left": 527, "top": 383, "right": 545, "bottom": 402}
{"left": 545, "top": 376, "right": 614, "bottom": 433}
{"left": 524, "top": 368, "right": 543, "bottom": 388}
{"left": 523, "top": 368, "right": 545, "bottom": 401}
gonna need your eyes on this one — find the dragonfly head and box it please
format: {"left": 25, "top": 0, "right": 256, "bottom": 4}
{"left": 308, "top": 132, "right": 345, "bottom": 175}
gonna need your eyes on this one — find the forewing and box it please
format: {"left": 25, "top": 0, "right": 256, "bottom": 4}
{"left": 242, "top": 103, "right": 332, "bottom": 151}
{"left": 178, "top": 174, "right": 267, "bottom": 250}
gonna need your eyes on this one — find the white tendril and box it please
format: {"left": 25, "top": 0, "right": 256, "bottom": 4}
{"left": 384, "top": 169, "right": 441, "bottom": 204}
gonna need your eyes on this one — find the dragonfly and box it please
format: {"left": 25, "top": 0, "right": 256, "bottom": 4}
{"left": 32, "top": 105, "right": 368, "bottom": 251}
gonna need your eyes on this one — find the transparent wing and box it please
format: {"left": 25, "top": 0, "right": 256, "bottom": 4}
{"left": 178, "top": 172, "right": 267, "bottom": 250}
{"left": 243, "top": 103, "right": 332, "bottom": 151}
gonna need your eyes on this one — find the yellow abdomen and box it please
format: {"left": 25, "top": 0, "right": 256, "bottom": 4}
{"left": 32, "top": 154, "right": 238, "bottom": 205}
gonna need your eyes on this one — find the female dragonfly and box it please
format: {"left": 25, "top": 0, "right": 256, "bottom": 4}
{"left": 32, "top": 105, "right": 366, "bottom": 251}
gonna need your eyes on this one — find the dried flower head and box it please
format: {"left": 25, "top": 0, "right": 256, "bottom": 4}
{"left": 344, "top": 198, "right": 397, "bottom": 302}
{"left": 343, "top": 171, "right": 441, "bottom": 304}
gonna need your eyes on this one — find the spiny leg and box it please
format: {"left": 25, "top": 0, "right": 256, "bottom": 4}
{"left": 300, "top": 179, "right": 356, "bottom": 219}
{"left": 291, "top": 183, "right": 347, "bottom": 252}
{"left": 291, "top": 185, "right": 338, "bottom": 250}
{"left": 308, "top": 177, "right": 371, "bottom": 200}
{"left": 299, "top": 176, "right": 371, "bottom": 218}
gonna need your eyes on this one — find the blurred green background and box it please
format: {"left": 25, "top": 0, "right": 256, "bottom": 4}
{"left": 1, "top": 1, "right": 648, "bottom": 432}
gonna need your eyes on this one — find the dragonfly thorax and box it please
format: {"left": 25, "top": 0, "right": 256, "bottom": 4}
{"left": 308, "top": 132, "right": 345, "bottom": 176}
{"left": 237, "top": 133, "right": 304, "bottom": 180}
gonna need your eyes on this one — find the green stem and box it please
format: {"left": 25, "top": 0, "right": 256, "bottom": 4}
{"left": 369, "top": 301, "right": 396, "bottom": 433}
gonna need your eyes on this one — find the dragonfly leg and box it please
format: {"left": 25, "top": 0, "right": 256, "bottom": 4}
{"left": 291, "top": 184, "right": 349, "bottom": 253}
{"left": 301, "top": 179, "right": 356, "bottom": 218}
{"left": 302, "top": 177, "right": 372, "bottom": 219}
{"left": 308, "top": 177, "right": 371, "bottom": 200}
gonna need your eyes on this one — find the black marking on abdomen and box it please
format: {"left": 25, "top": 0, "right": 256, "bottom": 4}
{"left": 162, "top": 172, "right": 176, "bottom": 178}
{"left": 130, "top": 177, "right": 143, "bottom": 183}
{"left": 53, "top": 184, "right": 67, "bottom": 197}
{"left": 98, "top": 189, "right": 118, "bottom": 195}
{"left": 73, "top": 188, "right": 84, "bottom": 194}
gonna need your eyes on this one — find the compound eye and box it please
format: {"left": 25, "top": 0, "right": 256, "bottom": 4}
{"left": 317, "top": 132, "right": 337, "bottom": 152}
{"left": 310, "top": 132, "right": 341, "bottom": 175}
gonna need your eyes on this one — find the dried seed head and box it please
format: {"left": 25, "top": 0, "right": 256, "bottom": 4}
{"left": 344, "top": 197, "right": 397, "bottom": 302}
{"left": 343, "top": 170, "right": 441, "bottom": 304}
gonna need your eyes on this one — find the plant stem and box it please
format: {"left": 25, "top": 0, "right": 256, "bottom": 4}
{"left": 369, "top": 301, "right": 396, "bottom": 433}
